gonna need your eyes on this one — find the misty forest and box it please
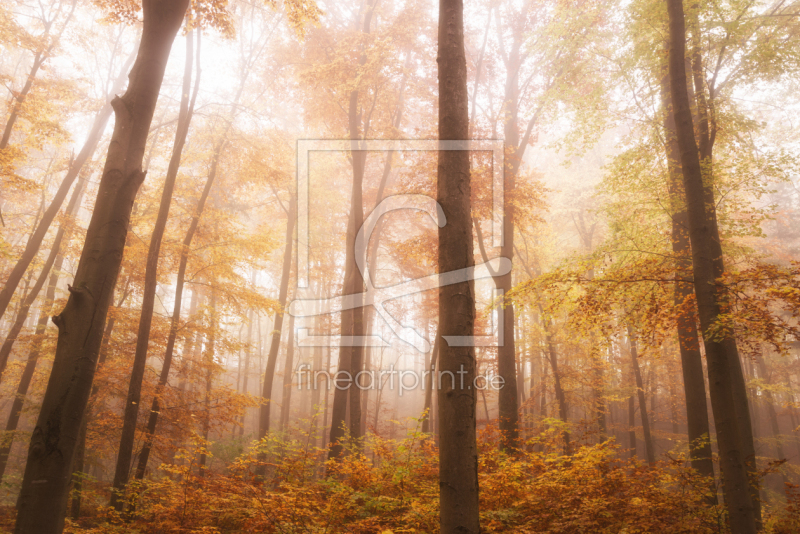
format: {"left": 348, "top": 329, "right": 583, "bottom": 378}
{"left": 1, "top": 0, "right": 799, "bottom": 532}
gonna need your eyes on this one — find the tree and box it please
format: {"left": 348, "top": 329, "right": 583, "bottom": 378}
{"left": 666, "top": 0, "right": 756, "bottom": 530}
{"left": 437, "top": 0, "right": 480, "bottom": 531}
{"left": 13, "top": 1, "right": 190, "bottom": 531}
{"left": 109, "top": 26, "right": 201, "bottom": 510}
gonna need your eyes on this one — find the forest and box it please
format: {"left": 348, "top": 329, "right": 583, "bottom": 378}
{"left": 0, "top": 0, "right": 799, "bottom": 532}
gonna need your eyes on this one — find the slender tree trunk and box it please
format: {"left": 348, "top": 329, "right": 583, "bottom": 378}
{"left": 13, "top": 3, "right": 189, "bottom": 531}
{"left": 131, "top": 136, "right": 218, "bottom": 483}
{"left": 199, "top": 289, "right": 216, "bottom": 477}
{"left": 0, "top": 44, "right": 136, "bottom": 324}
{"left": 239, "top": 307, "right": 254, "bottom": 437}
{"left": 666, "top": 1, "right": 757, "bottom": 530}
{"left": 545, "top": 329, "right": 569, "bottom": 455}
{"left": 0, "top": 171, "right": 88, "bottom": 382}
{"left": 660, "top": 64, "right": 716, "bottom": 481}
{"left": 257, "top": 196, "right": 296, "bottom": 476}
{"left": 0, "top": 172, "right": 88, "bottom": 481}
{"left": 279, "top": 314, "right": 296, "bottom": 431}
{"left": 756, "top": 354, "right": 789, "bottom": 486}
{"left": 628, "top": 326, "right": 654, "bottom": 465}
{"left": 628, "top": 391, "right": 637, "bottom": 459}
{"left": 437, "top": 0, "right": 480, "bottom": 530}
{"left": 110, "top": 29, "right": 201, "bottom": 505}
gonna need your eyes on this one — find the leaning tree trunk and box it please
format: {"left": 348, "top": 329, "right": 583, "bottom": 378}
{"left": 131, "top": 136, "right": 218, "bottom": 484}
{"left": 13, "top": 2, "right": 189, "bottom": 532}
{"left": 110, "top": 28, "right": 201, "bottom": 509}
{"left": 437, "top": 0, "right": 480, "bottom": 531}
{"left": 666, "top": 0, "right": 757, "bottom": 531}
{"left": 0, "top": 43, "right": 137, "bottom": 323}
{"left": 659, "top": 66, "right": 716, "bottom": 482}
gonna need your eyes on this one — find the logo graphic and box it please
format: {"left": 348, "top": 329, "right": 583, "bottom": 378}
{"left": 291, "top": 140, "right": 508, "bottom": 352}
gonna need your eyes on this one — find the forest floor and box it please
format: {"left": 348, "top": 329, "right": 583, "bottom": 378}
{"left": 1, "top": 426, "right": 799, "bottom": 533}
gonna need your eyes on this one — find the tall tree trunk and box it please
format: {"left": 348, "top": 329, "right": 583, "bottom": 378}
{"left": 437, "top": 0, "right": 480, "bottom": 530}
{"left": 0, "top": 43, "right": 137, "bottom": 323}
{"left": 110, "top": 28, "right": 201, "bottom": 506}
{"left": 257, "top": 195, "right": 296, "bottom": 476}
{"left": 660, "top": 63, "right": 716, "bottom": 481}
{"left": 327, "top": 0, "right": 378, "bottom": 461}
{"left": 665, "top": 1, "right": 757, "bottom": 529}
{"left": 132, "top": 133, "right": 218, "bottom": 483}
{"left": 628, "top": 326, "right": 655, "bottom": 465}
{"left": 13, "top": 2, "right": 189, "bottom": 531}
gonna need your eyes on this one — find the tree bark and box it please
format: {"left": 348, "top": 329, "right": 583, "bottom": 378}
{"left": 327, "top": 1, "right": 375, "bottom": 459}
{"left": 437, "top": 0, "right": 480, "bottom": 530}
{"left": 665, "top": 0, "right": 757, "bottom": 530}
{"left": 13, "top": 2, "right": 189, "bottom": 531}
{"left": 0, "top": 43, "right": 137, "bottom": 323}
{"left": 660, "top": 65, "right": 716, "bottom": 481}
{"left": 256, "top": 195, "right": 296, "bottom": 475}
{"left": 110, "top": 27, "right": 201, "bottom": 507}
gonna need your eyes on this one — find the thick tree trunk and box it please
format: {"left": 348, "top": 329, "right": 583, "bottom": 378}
{"left": 660, "top": 65, "right": 716, "bottom": 481}
{"left": 628, "top": 326, "right": 655, "bottom": 465}
{"left": 110, "top": 28, "right": 201, "bottom": 507}
{"left": 437, "top": 0, "right": 480, "bottom": 531}
{"left": 257, "top": 196, "right": 296, "bottom": 475}
{"left": 12, "top": 2, "right": 188, "bottom": 531}
{"left": 15, "top": 0, "right": 188, "bottom": 534}
{"left": 666, "top": 0, "right": 757, "bottom": 530}
{"left": 0, "top": 44, "right": 137, "bottom": 323}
